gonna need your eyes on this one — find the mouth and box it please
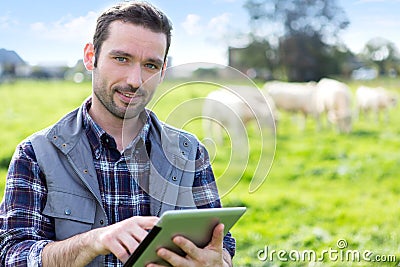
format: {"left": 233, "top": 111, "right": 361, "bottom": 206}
{"left": 121, "top": 91, "right": 136, "bottom": 98}
{"left": 116, "top": 89, "right": 142, "bottom": 104}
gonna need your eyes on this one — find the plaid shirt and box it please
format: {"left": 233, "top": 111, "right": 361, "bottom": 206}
{"left": 0, "top": 100, "right": 236, "bottom": 266}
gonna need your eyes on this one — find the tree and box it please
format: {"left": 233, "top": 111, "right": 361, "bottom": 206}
{"left": 361, "top": 37, "right": 400, "bottom": 76}
{"left": 243, "top": 0, "right": 349, "bottom": 81}
{"left": 228, "top": 40, "right": 278, "bottom": 79}
{"left": 278, "top": 34, "right": 329, "bottom": 81}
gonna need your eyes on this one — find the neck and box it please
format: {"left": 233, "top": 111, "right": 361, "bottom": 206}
{"left": 89, "top": 99, "right": 144, "bottom": 152}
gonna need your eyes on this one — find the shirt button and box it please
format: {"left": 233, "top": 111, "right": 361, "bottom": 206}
{"left": 100, "top": 219, "right": 104, "bottom": 225}
{"left": 172, "top": 176, "right": 177, "bottom": 181}
{"left": 64, "top": 208, "right": 71, "bottom": 215}
{"left": 183, "top": 141, "right": 189, "bottom": 147}
{"left": 95, "top": 149, "right": 101, "bottom": 159}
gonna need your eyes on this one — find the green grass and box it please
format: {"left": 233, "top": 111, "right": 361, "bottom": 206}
{"left": 0, "top": 80, "right": 91, "bottom": 169}
{"left": 1, "top": 78, "right": 400, "bottom": 266}
{"left": 224, "top": 127, "right": 400, "bottom": 266}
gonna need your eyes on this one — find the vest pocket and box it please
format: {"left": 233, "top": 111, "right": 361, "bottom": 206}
{"left": 43, "top": 190, "right": 96, "bottom": 240}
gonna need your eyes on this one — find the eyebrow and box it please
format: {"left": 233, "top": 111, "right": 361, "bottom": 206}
{"left": 109, "top": 50, "right": 132, "bottom": 58}
{"left": 109, "top": 49, "right": 164, "bottom": 67}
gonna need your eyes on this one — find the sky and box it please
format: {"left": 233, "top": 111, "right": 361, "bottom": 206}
{"left": 1, "top": 0, "right": 400, "bottom": 67}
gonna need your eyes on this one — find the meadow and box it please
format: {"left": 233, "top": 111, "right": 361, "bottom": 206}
{"left": 0, "top": 78, "right": 399, "bottom": 266}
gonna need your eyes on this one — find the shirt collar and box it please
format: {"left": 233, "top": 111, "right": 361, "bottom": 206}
{"left": 82, "top": 98, "right": 151, "bottom": 155}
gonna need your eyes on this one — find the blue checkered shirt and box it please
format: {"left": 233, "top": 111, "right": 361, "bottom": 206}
{"left": 0, "top": 100, "right": 236, "bottom": 266}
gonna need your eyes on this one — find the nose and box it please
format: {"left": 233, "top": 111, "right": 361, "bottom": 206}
{"left": 126, "top": 64, "right": 143, "bottom": 89}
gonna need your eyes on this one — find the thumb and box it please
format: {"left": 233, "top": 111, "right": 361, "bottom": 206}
{"left": 208, "top": 223, "right": 224, "bottom": 251}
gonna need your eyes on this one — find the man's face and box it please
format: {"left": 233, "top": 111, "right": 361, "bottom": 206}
{"left": 91, "top": 21, "right": 167, "bottom": 120}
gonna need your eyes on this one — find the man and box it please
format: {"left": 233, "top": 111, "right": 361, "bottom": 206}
{"left": 0, "top": 2, "right": 235, "bottom": 266}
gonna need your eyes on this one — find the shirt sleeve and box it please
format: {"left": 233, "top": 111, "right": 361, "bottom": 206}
{"left": 0, "top": 140, "right": 55, "bottom": 266}
{"left": 192, "top": 143, "right": 237, "bottom": 258}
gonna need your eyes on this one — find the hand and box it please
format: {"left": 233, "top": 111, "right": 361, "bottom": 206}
{"left": 147, "top": 223, "right": 231, "bottom": 267}
{"left": 42, "top": 216, "right": 159, "bottom": 267}
{"left": 90, "top": 216, "right": 159, "bottom": 263}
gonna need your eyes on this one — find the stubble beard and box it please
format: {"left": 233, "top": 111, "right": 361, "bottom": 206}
{"left": 93, "top": 78, "right": 149, "bottom": 120}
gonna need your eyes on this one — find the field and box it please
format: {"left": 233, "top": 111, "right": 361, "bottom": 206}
{"left": 1, "top": 78, "right": 399, "bottom": 266}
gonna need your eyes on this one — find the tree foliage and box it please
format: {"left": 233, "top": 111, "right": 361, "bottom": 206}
{"left": 228, "top": 40, "right": 278, "bottom": 79}
{"left": 361, "top": 37, "right": 400, "bottom": 76}
{"left": 243, "top": 0, "right": 350, "bottom": 81}
{"left": 245, "top": 0, "right": 348, "bottom": 39}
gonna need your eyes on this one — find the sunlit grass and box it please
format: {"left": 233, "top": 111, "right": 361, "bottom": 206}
{"left": 0, "top": 80, "right": 91, "bottom": 167}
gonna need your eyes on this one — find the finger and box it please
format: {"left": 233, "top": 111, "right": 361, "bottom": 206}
{"left": 146, "top": 263, "right": 164, "bottom": 267}
{"left": 126, "top": 223, "right": 150, "bottom": 243}
{"left": 127, "top": 216, "right": 159, "bottom": 242}
{"left": 107, "top": 238, "right": 132, "bottom": 263}
{"left": 117, "top": 232, "right": 140, "bottom": 255}
{"left": 107, "top": 217, "right": 159, "bottom": 259}
{"left": 207, "top": 223, "right": 224, "bottom": 251}
{"left": 156, "top": 247, "right": 188, "bottom": 267}
{"left": 132, "top": 216, "right": 159, "bottom": 230}
{"left": 173, "top": 235, "right": 200, "bottom": 259}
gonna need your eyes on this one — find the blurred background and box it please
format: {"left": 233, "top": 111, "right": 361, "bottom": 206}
{"left": 1, "top": 1, "right": 400, "bottom": 266}
{"left": 0, "top": 0, "right": 399, "bottom": 82}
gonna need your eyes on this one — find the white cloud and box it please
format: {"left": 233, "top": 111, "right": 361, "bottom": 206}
{"left": 30, "top": 22, "right": 45, "bottom": 31}
{"left": 208, "top": 13, "right": 231, "bottom": 37}
{"left": 182, "top": 14, "right": 203, "bottom": 35}
{"left": 173, "top": 12, "right": 236, "bottom": 65}
{"left": 0, "top": 14, "right": 17, "bottom": 29}
{"left": 0, "top": 16, "right": 9, "bottom": 29}
{"left": 29, "top": 11, "right": 97, "bottom": 44}
{"left": 181, "top": 13, "right": 232, "bottom": 38}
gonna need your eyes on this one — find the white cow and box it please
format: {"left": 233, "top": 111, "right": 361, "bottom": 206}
{"left": 202, "top": 86, "right": 277, "bottom": 144}
{"left": 262, "top": 80, "right": 318, "bottom": 130}
{"left": 356, "top": 86, "right": 398, "bottom": 122}
{"left": 315, "top": 78, "right": 353, "bottom": 133}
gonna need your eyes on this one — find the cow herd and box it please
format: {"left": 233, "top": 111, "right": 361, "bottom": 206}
{"left": 202, "top": 78, "right": 398, "bottom": 142}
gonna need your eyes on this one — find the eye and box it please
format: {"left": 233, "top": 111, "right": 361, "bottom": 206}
{"left": 144, "top": 63, "right": 158, "bottom": 70}
{"left": 115, "top": 57, "right": 127, "bottom": 63}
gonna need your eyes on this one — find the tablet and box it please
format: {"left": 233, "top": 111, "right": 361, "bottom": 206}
{"left": 123, "top": 207, "right": 246, "bottom": 267}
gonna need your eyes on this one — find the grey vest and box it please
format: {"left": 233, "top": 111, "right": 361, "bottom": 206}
{"left": 30, "top": 105, "right": 198, "bottom": 266}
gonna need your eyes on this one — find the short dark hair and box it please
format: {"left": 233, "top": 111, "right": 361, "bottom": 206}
{"left": 93, "top": 1, "right": 173, "bottom": 67}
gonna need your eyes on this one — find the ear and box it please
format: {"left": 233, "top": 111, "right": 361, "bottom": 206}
{"left": 83, "top": 43, "right": 95, "bottom": 71}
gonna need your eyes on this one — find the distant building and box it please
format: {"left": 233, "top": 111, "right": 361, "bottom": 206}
{"left": 228, "top": 47, "right": 247, "bottom": 74}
